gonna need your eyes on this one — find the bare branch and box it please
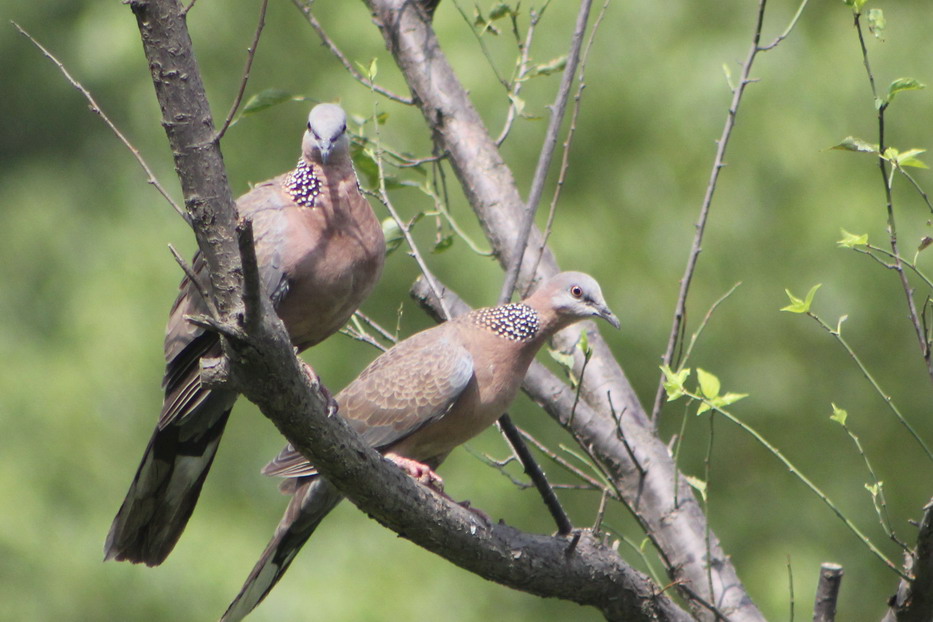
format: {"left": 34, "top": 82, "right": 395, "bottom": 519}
{"left": 884, "top": 500, "right": 933, "bottom": 622}
{"left": 128, "top": 2, "right": 690, "bottom": 618}
{"left": 852, "top": 12, "right": 933, "bottom": 381}
{"left": 12, "top": 21, "right": 187, "bottom": 222}
{"left": 215, "top": 0, "right": 269, "bottom": 141}
{"left": 168, "top": 243, "right": 216, "bottom": 318}
{"left": 527, "top": 0, "right": 611, "bottom": 289}
{"left": 498, "top": 0, "right": 593, "bottom": 304}
{"left": 291, "top": 0, "right": 413, "bottom": 105}
{"left": 370, "top": 0, "right": 764, "bottom": 615}
{"left": 813, "top": 563, "right": 843, "bottom": 622}
{"left": 650, "top": 0, "right": 776, "bottom": 422}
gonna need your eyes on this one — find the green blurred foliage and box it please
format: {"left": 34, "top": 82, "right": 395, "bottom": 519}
{"left": 2, "top": 0, "right": 932, "bottom": 620}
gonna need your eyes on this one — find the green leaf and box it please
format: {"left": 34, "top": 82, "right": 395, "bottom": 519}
{"left": 888, "top": 78, "right": 926, "bottom": 102}
{"left": 838, "top": 229, "right": 869, "bottom": 248}
{"left": 488, "top": 2, "right": 516, "bottom": 20}
{"left": 722, "top": 63, "right": 735, "bottom": 90}
{"left": 697, "top": 368, "right": 721, "bottom": 400}
{"left": 895, "top": 148, "right": 929, "bottom": 169}
{"left": 684, "top": 475, "right": 707, "bottom": 502}
{"left": 660, "top": 365, "right": 691, "bottom": 401}
{"left": 781, "top": 284, "right": 821, "bottom": 313}
{"left": 432, "top": 234, "right": 454, "bottom": 254}
{"left": 528, "top": 55, "right": 568, "bottom": 78}
{"left": 381, "top": 218, "right": 404, "bottom": 256}
{"left": 350, "top": 144, "right": 380, "bottom": 188}
{"left": 842, "top": 0, "right": 869, "bottom": 12}
{"left": 355, "top": 58, "right": 378, "bottom": 81}
{"left": 549, "top": 348, "right": 576, "bottom": 374}
{"left": 578, "top": 330, "right": 592, "bottom": 357}
{"left": 241, "top": 89, "right": 296, "bottom": 116}
{"left": 508, "top": 93, "right": 526, "bottom": 117}
{"left": 830, "top": 403, "right": 848, "bottom": 426}
{"left": 830, "top": 136, "right": 878, "bottom": 154}
{"left": 473, "top": 8, "right": 501, "bottom": 36}
{"left": 718, "top": 392, "right": 749, "bottom": 407}
{"left": 867, "top": 8, "right": 885, "bottom": 39}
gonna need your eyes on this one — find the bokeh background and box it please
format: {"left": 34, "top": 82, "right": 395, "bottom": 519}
{"left": 2, "top": 0, "right": 932, "bottom": 620}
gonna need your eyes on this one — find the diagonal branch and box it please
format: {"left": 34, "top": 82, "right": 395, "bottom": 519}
{"left": 498, "top": 0, "right": 593, "bottom": 304}
{"left": 215, "top": 0, "right": 269, "bottom": 141}
{"left": 365, "top": 0, "right": 765, "bottom": 618}
{"left": 649, "top": 0, "right": 774, "bottom": 423}
{"left": 13, "top": 21, "right": 187, "bottom": 222}
{"left": 127, "top": 1, "right": 689, "bottom": 619}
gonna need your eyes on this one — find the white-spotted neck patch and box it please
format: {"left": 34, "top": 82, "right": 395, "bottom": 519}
{"left": 470, "top": 303, "right": 539, "bottom": 341}
{"left": 285, "top": 159, "right": 322, "bottom": 208}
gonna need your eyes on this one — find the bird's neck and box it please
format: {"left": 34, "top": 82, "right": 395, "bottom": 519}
{"left": 468, "top": 303, "right": 541, "bottom": 343}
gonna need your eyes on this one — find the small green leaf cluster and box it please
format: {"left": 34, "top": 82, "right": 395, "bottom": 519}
{"left": 660, "top": 366, "right": 748, "bottom": 416}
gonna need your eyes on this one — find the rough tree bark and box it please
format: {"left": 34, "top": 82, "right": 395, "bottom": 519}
{"left": 362, "top": 0, "right": 764, "bottom": 619}
{"left": 128, "top": 0, "right": 692, "bottom": 619}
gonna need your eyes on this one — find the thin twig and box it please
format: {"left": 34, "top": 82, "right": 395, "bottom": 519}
{"left": 853, "top": 12, "right": 933, "bottom": 381}
{"left": 498, "top": 0, "right": 593, "bottom": 303}
{"left": 592, "top": 489, "right": 610, "bottom": 533}
{"left": 291, "top": 0, "right": 413, "bottom": 105}
{"left": 678, "top": 282, "right": 743, "bottom": 368}
{"left": 834, "top": 416, "right": 908, "bottom": 550}
{"left": 489, "top": 1, "right": 594, "bottom": 539}
{"left": 607, "top": 391, "right": 644, "bottom": 478}
{"left": 353, "top": 311, "right": 398, "bottom": 345}
{"left": 852, "top": 244, "right": 933, "bottom": 291}
{"left": 568, "top": 345, "right": 592, "bottom": 427}
{"left": 519, "top": 427, "right": 616, "bottom": 495}
{"left": 168, "top": 244, "right": 217, "bottom": 318}
{"left": 215, "top": 0, "right": 269, "bottom": 141}
{"left": 365, "top": 101, "right": 452, "bottom": 320}
{"left": 185, "top": 314, "right": 246, "bottom": 341}
{"left": 704, "top": 412, "right": 715, "bottom": 603}
{"left": 807, "top": 311, "right": 933, "bottom": 462}
{"left": 689, "top": 391, "right": 905, "bottom": 578}
{"left": 12, "top": 21, "right": 186, "bottom": 223}
{"left": 494, "top": 3, "right": 549, "bottom": 146}
{"left": 450, "top": 0, "right": 509, "bottom": 89}
{"left": 650, "top": 0, "right": 770, "bottom": 422}
{"left": 758, "top": 0, "right": 810, "bottom": 51}
{"left": 897, "top": 166, "right": 933, "bottom": 214}
{"left": 526, "top": 0, "right": 610, "bottom": 291}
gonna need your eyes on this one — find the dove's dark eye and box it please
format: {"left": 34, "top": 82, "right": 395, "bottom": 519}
{"left": 570, "top": 285, "right": 583, "bottom": 299}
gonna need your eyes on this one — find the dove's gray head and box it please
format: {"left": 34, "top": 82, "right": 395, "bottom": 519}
{"left": 526, "top": 271, "right": 620, "bottom": 331}
{"left": 303, "top": 103, "right": 349, "bottom": 164}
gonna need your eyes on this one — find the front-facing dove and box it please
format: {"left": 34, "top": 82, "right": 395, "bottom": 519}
{"left": 221, "top": 271, "right": 619, "bottom": 621}
{"left": 105, "top": 103, "right": 386, "bottom": 567}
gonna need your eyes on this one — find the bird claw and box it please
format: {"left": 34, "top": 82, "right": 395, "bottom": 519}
{"left": 385, "top": 454, "right": 445, "bottom": 492}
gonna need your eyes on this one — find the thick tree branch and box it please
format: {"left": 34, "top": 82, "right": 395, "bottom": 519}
{"left": 365, "top": 0, "right": 764, "bottom": 618}
{"left": 813, "top": 563, "right": 843, "bottom": 622}
{"left": 883, "top": 499, "right": 933, "bottom": 622}
{"left": 129, "top": 0, "right": 690, "bottom": 619}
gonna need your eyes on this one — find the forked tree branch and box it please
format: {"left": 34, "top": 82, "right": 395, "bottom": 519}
{"left": 127, "top": 0, "right": 690, "bottom": 619}
{"left": 363, "top": 0, "right": 764, "bottom": 618}
{"left": 650, "top": 0, "right": 778, "bottom": 422}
